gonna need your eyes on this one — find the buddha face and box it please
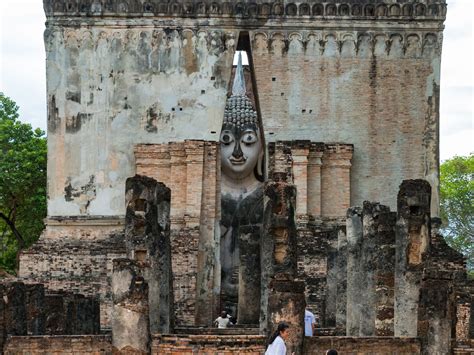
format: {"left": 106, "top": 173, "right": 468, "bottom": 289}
{"left": 220, "top": 124, "right": 262, "bottom": 181}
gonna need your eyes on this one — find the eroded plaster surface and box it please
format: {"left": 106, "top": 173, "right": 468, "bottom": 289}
{"left": 46, "top": 26, "right": 237, "bottom": 216}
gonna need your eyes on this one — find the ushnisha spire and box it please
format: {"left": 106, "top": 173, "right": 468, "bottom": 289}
{"left": 223, "top": 51, "right": 258, "bottom": 128}
{"left": 232, "top": 51, "right": 246, "bottom": 96}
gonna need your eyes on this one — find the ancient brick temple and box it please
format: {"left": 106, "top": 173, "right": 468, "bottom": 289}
{"left": 1, "top": 0, "right": 473, "bottom": 354}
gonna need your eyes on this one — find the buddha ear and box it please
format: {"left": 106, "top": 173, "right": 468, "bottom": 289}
{"left": 256, "top": 148, "right": 264, "bottom": 180}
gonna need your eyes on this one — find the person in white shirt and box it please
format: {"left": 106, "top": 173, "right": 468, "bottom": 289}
{"left": 304, "top": 309, "right": 316, "bottom": 336}
{"left": 214, "top": 311, "right": 231, "bottom": 328}
{"left": 265, "top": 322, "right": 290, "bottom": 355}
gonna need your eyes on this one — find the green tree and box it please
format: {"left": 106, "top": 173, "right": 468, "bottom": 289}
{"left": 440, "top": 154, "right": 474, "bottom": 272}
{"left": 0, "top": 93, "right": 47, "bottom": 274}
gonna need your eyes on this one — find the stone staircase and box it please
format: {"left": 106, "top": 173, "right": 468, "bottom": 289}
{"left": 453, "top": 340, "right": 474, "bottom": 354}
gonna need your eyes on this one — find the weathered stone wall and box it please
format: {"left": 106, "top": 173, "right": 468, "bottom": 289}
{"left": 45, "top": 23, "right": 236, "bottom": 217}
{"left": 0, "top": 281, "right": 100, "bottom": 352}
{"left": 153, "top": 334, "right": 266, "bottom": 354}
{"left": 303, "top": 336, "right": 421, "bottom": 354}
{"left": 42, "top": 0, "right": 444, "bottom": 219}
{"left": 252, "top": 27, "right": 442, "bottom": 216}
{"left": 4, "top": 335, "right": 112, "bottom": 354}
{"left": 18, "top": 233, "right": 125, "bottom": 328}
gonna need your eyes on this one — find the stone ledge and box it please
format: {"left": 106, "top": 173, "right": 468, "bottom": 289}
{"left": 43, "top": 0, "right": 446, "bottom": 22}
{"left": 4, "top": 335, "right": 112, "bottom": 354}
{"left": 173, "top": 327, "right": 260, "bottom": 335}
{"left": 304, "top": 336, "right": 421, "bottom": 354}
{"left": 46, "top": 215, "right": 125, "bottom": 226}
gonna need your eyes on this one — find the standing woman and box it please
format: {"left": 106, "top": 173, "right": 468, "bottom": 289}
{"left": 265, "top": 322, "right": 290, "bottom": 355}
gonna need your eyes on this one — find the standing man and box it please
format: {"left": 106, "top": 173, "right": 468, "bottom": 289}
{"left": 304, "top": 309, "right": 316, "bottom": 336}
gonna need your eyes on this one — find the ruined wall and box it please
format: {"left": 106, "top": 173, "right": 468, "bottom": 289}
{"left": 268, "top": 141, "right": 353, "bottom": 219}
{"left": 303, "top": 336, "right": 421, "bottom": 354}
{"left": 4, "top": 335, "right": 112, "bottom": 354}
{"left": 153, "top": 334, "right": 266, "bottom": 354}
{"left": 251, "top": 26, "right": 442, "bottom": 216}
{"left": 19, "top": 231, "right": 126, "bottom": 328}
{"left": 45, "top": 23, "right": 236, "bottom": 217}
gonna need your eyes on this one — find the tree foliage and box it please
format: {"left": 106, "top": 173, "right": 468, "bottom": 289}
{"left": 0, "top": 93, "right": 47, "bottom": 274}
{"left": 440, "top": 154, "right": 474, "bottom": 271}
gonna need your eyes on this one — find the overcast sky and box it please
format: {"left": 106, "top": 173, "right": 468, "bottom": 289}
{"left": 1, "top": 0, "right": 472, "bottom": 161}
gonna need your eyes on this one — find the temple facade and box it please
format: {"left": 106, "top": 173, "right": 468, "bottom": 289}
{"left": 1, "top": 0, "right": 473, "bottom": 354}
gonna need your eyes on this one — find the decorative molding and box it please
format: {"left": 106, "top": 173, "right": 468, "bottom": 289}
{"left": 252, "top": 30, "right": 441, "bottom": 57}
{"left": 44, "top": 26, "right": 441, "bottom": 60}
{"left": 45, "top": 27, "right": 236, "bottom": 54}
{"left": 43, "top": 0, "right": 447, "bottom": 21}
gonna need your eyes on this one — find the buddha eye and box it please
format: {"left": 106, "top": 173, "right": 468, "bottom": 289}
{"left": 242, "top": 132, "right": 257, "bottom": 145}
{"left": 220, "top": 132, "right": 234, "bottom": 145}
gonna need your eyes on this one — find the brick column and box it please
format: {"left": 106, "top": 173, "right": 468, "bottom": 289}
{"left": 346, "top": 202, "right": 396, "bottom": 337}
{"left": 374, "top": 209, "right": 396, "bottom": 336}
{"left": 346, "top": 207, "right": 363, "bottom": 336}
{"left": 134, "top": 144, "right": 171, "bottom": 186}
{"left": 25, "top": 284, "right": 45, "bottom": 335}
{"left": 0, "top": 281, "right": 27, "bottom": 351}
{"left": 169, "top": 142, "right": 187, "bottom": 229}
{"left": 262, "top": 177, "right": 305, "bottom": 354}
{"left": 195, "top": 141, "right": 220, "bottom": 326}
{"left": 394, "top": 180, "right": 431, "bottom": 337}
{"left": 321, "top": 144, "right": 353, "bottom": 217}
{"left": 307, "top": 149, "right": 323, "bottom": 218}
{"left": 238, "top": 225, "right": 261, "bottom": 324}
{"left": 455, "top": 302, "right": 472, "bottom": 342}
{"left": 185, "top": 140, "right": 204, "bottom": 228}
{"left": 125, "top": 175, "right": 173, "bottom": 333}
{"left": 335, "top": 228, "right": 348, "bottom": 332}
{"left": 112, "top": 259, "right": 150, "bottom": 354}
{"left": 292, "top": 147, "right": 309, "bottom": 219}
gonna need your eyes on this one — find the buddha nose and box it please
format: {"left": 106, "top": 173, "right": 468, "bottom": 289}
{"left": 232, "top": 141, "right": 243, "bottom": 159}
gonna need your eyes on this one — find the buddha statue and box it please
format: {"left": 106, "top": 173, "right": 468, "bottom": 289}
{"left": 219, "top": 52, "right": 264, "bottom": 316}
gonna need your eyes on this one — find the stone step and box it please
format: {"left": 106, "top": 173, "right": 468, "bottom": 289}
{"left": 173, "top": 326, "right": 260, "bottom": 335}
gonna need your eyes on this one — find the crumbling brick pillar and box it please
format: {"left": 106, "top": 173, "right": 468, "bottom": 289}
{"left": 0, "top": 282, "right": 27, "bottom": 350}
{"left": 418, "top": 218, "right": 468, "bottom": 354}
{"left": 394, "top": 179, "right": 431, "bottom": 337}
{"left": 196, "top": 141, "right": 220, "bottom": 326}
{"left": 112, "top": 259, "right": 150, "bottom": 354}
{"left": 346, "top": 202, "right": 396, "bottom": 336}
{"left": 125, "top": 175, "right": 173, "bottom": 333}
{"left": 346, "top": 207, "right": 363, "bottom": 336}
{"left": 455, "top": 298, "right": 473, "bottom": 342}
{"left": 25, "top": 284, "right": 45, "bottom": 335}
{"left": 335, "top": 228, "right": 348, "bottom": 332}
{"left": 238, "top": 225, "right": 261, "bottom": 325}
{"left": 325, "top": 228, "right": 343, "bottom": 328}
{"left": 373, "top": 208, "right": 396, "bottom": 336}
{"left": 262, "top": 175, "right": 305, "bottom": 354}
{"left": 418, "top": 280, "right": 455, "bottom": 355}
